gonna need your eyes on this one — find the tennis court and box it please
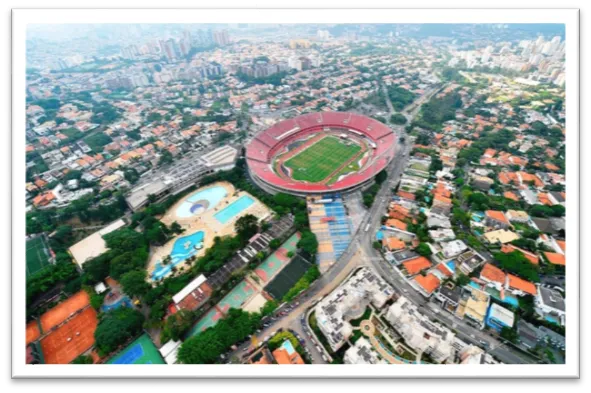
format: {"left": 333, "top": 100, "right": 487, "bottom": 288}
{"left": 40, "top": 291, "right": 90, "bottom": 332}
{"left": 189, "top": 307, "right": 224, "bottom": 336}
{"left": 254, "top": 232, "right": 301, "bottom": 283}
{"left": 264, "top": 255, "right": 313, "bottom": 300}
{"left": 217, "top": 281, "right": 257, "bottom": 313}
{"left": 26, "top": 235, "right": 53, "bottom": 277}
{"left": 107, "top": 334, "right": 165, "bottom": 364}
{"left": 26, "top": 320, "right": 41, "bottom": 345}
{"left": 40, "top": 307, "right": 98, "bottom": 364}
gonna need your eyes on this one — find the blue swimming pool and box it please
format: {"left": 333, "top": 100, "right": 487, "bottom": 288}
{"left": 280, "top": 340, "right": 296, "bottom": 355}
{"left": 503, "top": 294, "right": 519, "bottom": 308}
{"left": 446, "top": 260, "right": 456, "bottom": 273}
{"left": 176, "top": 186, "right": 227, "bottom": 218}
{"left": 214, "top": 195, "right": 255, "bottom": 224}
{"left": 101, "top": 295, "right": 133, "bottom": 312}
{"left": 151, "top": 231, "right": 205, "bottom": 281}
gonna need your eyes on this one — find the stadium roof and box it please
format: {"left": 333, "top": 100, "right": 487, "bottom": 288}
{"left": 246, "top": 112, "right": 396, "bottom": 194}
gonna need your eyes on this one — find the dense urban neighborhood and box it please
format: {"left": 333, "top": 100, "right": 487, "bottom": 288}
{"left": 24, "top": 23, "right": 566, "bottom": 366}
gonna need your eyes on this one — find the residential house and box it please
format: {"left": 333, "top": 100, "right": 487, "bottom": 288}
{"left": 485, "top": 210, "right": 511, "bottom": 230}
{"left": 486, "top": 303, "right": 515, "bottom": 332}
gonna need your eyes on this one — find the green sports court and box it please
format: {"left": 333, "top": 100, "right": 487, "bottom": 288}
{"left": 106, "top": 334, "right": 165, "bottom": 364}
{"left": 26, "top": 235, "right": 53, "bottom": 277}
{"left": 264, "top": 255, "right": 313, "bottom": 300}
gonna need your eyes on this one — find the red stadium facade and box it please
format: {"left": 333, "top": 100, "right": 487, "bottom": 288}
{"left": 246, "top": 112, "right": 396, "bottom": 196}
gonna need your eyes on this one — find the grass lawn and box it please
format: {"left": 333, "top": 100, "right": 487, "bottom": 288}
{"left": 26, "top": 236, "right": 52, "bottom": 277}
{"left": 284, "top": 136, "right": 361, "bottom": 183}
{"left": 327, "top": 154, "right": 364, "bottom": 185}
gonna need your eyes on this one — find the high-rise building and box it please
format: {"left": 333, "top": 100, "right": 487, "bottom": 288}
{"left": 212, "top": 29, "right": 230, "bottom": 46}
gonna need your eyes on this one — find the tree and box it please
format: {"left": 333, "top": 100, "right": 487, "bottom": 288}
{"left": 495, "top": 251, "right": 540, "bottom": 282}
{"left": 170, "top": 221, "right": 184, "bottom": 235}
{"left": 390, "top": 113, "right": 408, "bottom": 125}
{"left": 416, "top": 243, "right": 432, "bottom": 257}
{"left": 72, "top": 355, "right": 94, "bottom": 364}
{"left": 147, "top": 112, "right": 163, "bottom": 123}
{"left": 235, "top": 214, "right": 259, "bottom": 242}
{"left": 158, "top": 150, "right": 174, "bottom": 166}
{"left": 94, "top": 308, "right": 145, "bottom": 356}
{"left": 373, "top": 241, "right": 382, "bottom": 250}
{"left": 261, "top": 300, "right": 278, "bottom": 317}
{"left": 297, "top": 231, "right": 318, "bottom": 256}
{"left": 269, "top": 239, "right": 281, "bottom": 250}
{"left": 455, "top": 273, "right": 471, "bottom": 287}
{"left": 120, "top": 270, "right": 151, "bottom": 298}
{"left": 162, "top": 310, "right": 195, "bottom": 342}
{"left": 500, "top": 326, "right": 519, "bottom": 344}
{"left": 177, "top": 309, "right": 260, "bottom": 364}
{"left": 273, "top": 193, "right": 300, "bottom": 209}
{"left": 375, "top": 169, "right": 387, "bottom": 185}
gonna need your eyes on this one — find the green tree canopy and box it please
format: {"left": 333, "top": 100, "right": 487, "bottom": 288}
{"left": 235, "top": 214, "right": 259, "bottom": 242}
{"left": 120, "top": 270, "right": 151, "bottom": 298}
{"left": 94, "top": 308, "right": 145, "bottom": 356}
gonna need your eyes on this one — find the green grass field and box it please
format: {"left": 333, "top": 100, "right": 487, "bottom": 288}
{"left": 26, "top": 236, "right": 52, "bottom": 278}
{"left": 284, "top": 136, "right": 361, "bottom": 183}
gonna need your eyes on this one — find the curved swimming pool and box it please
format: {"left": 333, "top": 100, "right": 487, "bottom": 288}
{"left": 151, "top": 231, "right": 205, "bottom": 281}
{"left": 176, "top": 186, "right": 227, "bottom": 218}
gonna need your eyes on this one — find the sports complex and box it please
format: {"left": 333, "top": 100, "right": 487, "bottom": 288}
{"left": 246, "top": 112, "right": 396, "bottom": 196}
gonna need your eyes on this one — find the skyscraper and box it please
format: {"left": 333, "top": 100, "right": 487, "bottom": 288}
{"left": 212, "top": 29, "right": 230, "bottom": 46}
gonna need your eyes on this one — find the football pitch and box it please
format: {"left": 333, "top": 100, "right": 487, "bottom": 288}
{"left": 284, "top": 136, "right": 362, "bottom": 183}
{"left": 26, "top": 236, "right": 52, "bottom": 277}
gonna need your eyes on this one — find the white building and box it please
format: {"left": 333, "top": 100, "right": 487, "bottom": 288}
{"left": 440, "top": 240, "right": 468, "bottom": 259}
{"left": 385, "top": 296, "right": 455, "bottom": 364}
{"left": 314, "top": 267, "right": 394, "bottom": 352}
{"left": 535, "top": 286, "right": 566, "bottom": 326}
{"left": 458, "top": 345, "right": 501, "bottom": 364}
{"left": 344, "top": 337, "right": 385, "bottom": 364}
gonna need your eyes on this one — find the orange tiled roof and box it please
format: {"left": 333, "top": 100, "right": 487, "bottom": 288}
{"left": 504, "top": 191, "right": 520, "bottom": 201}
{"left": 544, "top": 252, "right": 566, "bottom": 266}
{"left": 434, "top": 194, "right": 452, "bottom": 205}
{"left": 507, "top": 274, "right": 537, "bottom": 296}
{"left": 402, "top": 256, "right": 432, "bottom": 275}
{"left": 385, "top": 218, "right": 407, "bottom": 231}
{"left": 537, "top": 193, "right": 553, "bottom": 206}
{"left": 397, "top": 191, "right": 416, "bottom": 201}
{"left": 556, "top": 240, "right": 566, "bottom": 253}
{"left": 485, "top": 210, "right": 510, "bottom": 225}
{"left": 480, "top": 263, "right": 506, "bottom": 284}
{"left": 383, "top": 237, "right": 405, "bottom": 251}
{"left": 436, "top": 263, "right": 453, "bottom": 277}
{"left": 414, "top": 273, "right": 441, "bottom": 295}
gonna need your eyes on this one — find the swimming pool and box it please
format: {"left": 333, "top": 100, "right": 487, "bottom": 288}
{"left": 176, "top": 186, "right": 227, "bottom": 218}
{"left": 101, "top": 295, "right": 133, "bottom": 312}
{"left": 445, "top": 260, "right": 456, "bottom": 273}
{"left": 151, "top": 231, "right": 205, "bottom": 281}
{"left": 280, "top": 340, "right": 296, "bottom": 355}
{"left": 503, "top": 294, "right": 519, "bottom": 308}
{"left": 214, "top": 195, "right": 255, "bottom": 224}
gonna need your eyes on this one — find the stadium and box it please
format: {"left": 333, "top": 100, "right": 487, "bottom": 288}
{"left": 246, "top": 112, "right": 396, "bottom": 196}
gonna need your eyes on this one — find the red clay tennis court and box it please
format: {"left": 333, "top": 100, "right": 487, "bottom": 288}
{"left": 40, "top": 307, "right": 98, "bottom": 364}
{"left": 26, "top": 321, "right": 40, "bottom": 345}
{"left": 40, "top": 291, "right": 90, "bottom": 332}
